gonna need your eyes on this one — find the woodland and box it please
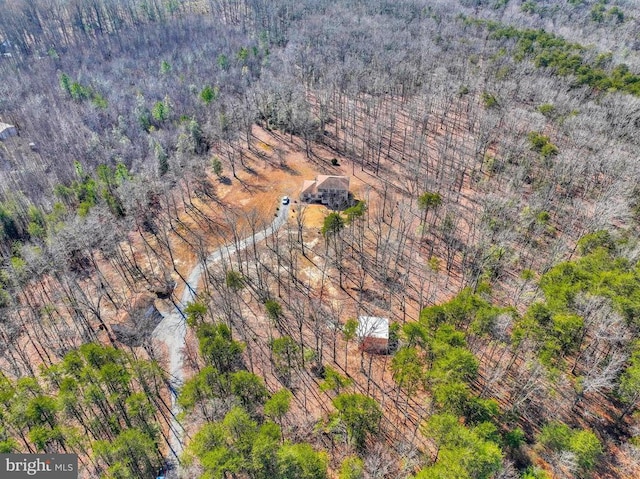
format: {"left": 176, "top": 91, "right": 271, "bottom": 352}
{"left": 2, "top": 0, "right": 640, "bottom": 478}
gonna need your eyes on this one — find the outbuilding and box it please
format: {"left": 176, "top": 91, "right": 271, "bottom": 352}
{"left": 356, "top": 316, "right": 389, "bottom": 354}
{"left": 0, "top": 123, "right": 17, "bottom": 141}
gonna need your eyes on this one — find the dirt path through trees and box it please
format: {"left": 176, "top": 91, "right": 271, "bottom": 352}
{"left": 152, "top": 200, "right": 291, "bottom": 463}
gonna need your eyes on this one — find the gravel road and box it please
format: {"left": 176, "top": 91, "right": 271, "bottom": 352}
{"left": 152, "top": 201, "right": 290, "bottom": 463}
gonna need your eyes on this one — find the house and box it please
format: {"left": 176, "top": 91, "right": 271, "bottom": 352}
{"left": 300, "top": 175, "right": 350, "bottom": 208}
{"left": 356, "top": 316, "right": 389, "bottom": 354}
{"left": 0, "top": 123, "right": 17, "bottom": 141}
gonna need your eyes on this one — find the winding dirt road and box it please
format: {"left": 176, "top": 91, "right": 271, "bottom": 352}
{"left": 152, "top": 200, "right": 290, "bottom": 462}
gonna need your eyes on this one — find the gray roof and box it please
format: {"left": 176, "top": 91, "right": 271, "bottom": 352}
{"left": 316, "top": 175, "right": 349, "bottom": 191}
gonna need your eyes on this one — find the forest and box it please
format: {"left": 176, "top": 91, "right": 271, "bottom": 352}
{"left": 2, "top": 0, "right": 640, "bottom": 478}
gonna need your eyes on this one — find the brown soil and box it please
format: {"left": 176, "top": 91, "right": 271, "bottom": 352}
{"left": 6, "top": 87, "right": 622, "bottom": 478}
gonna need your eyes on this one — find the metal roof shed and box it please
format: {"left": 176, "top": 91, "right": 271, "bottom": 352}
{"left": 357, "top": 316, "right": 389, "bottom": 354}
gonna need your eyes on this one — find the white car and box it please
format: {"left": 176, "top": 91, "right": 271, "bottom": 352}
{"left": 282, "top": 196, "right": 290, "bottom": 205}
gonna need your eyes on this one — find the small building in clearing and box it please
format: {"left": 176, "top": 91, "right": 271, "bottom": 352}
{"left": 0, "top": 123, "right": 17, "bottom": 141}
{"left": 357, "top": 316, "right": 389, "bottom": 354}
{"left": 111, "top": 293, "right": 163, "bottom": 347}
{"left": 300, "top": 175, "right": 350, "bottom": 209}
